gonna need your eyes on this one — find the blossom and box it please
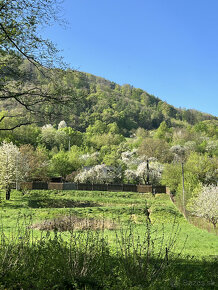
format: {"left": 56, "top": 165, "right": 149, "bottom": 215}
{"left": 75, "top": 164, "right": 119, "bottom": 184}
{"left": 190, "top": 185, "right": 218, "bottom": 228}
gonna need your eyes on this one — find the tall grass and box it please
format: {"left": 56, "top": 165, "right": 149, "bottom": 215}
{"left": 0, "top": 215, "right": 189, "bottom": 289}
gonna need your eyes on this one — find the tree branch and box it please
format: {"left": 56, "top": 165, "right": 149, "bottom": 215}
{"left": 0, "top": 121, "right": 37, "bottom": 131}
{"left": 0, "top": 23, "right": 45, "bottom": 74}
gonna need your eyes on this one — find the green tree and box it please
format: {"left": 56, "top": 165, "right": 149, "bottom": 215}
{"left": 61, "top": 127, "right": 83, "bottom": 149}
{"left": 86, "top": 120, "right": 108, "bottom": 135}
{"left": 154, "top": 121, "right": 172, "bottom": 142}
{"left": 161, "top": 163, "right": 182, "bottom": 194}
{"left": 185, "top": 152, "right": 217, "bottom": 186}
{"left": 20, "top": 145, "right": 49, "bottom": 181}
{"left": 138, "top": 138, "right": 173, "bottom": 163}
{"left": 50, "top": 151, "right": 73, "bottom": 179}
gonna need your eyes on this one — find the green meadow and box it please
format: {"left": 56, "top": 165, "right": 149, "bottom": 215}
{"left": 0, "top": 190, "right": 217, "bottom": 289}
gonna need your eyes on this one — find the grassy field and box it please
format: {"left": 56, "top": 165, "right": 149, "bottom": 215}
{"left": 0, "top": 189, "right": 217, "bottom": 289}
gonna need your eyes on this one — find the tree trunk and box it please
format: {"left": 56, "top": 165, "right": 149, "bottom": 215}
{"left": 146, "top": 159, "right": 150, "bottom": 184}
{"left": 6, "top": 188, "right": 11, "bottom": 200}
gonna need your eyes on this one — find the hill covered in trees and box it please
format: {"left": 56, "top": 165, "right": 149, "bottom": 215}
{"left": 1, "top": 57, "right": 217, "bottom": 136}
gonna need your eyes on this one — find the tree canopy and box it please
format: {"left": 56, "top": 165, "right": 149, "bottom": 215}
{"left": 0, "top": 0, "right": 76, "bottom": 130}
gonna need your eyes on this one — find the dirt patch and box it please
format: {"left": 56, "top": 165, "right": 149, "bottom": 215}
{"left": 30, "top": 216, "right": 118, "bottom": 231}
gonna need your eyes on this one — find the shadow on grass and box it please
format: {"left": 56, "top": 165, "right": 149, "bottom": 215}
{"left": 0, "top": 238, "right": 217, "bottom": 290}
{"left": 162, "top": 257, "right": 218, "bottom": 289}
{"left": 27, "top": 199, "right": 101, "bottom": 209}
{"left": 0, "top": 203, "right": 25, "bottom": 209}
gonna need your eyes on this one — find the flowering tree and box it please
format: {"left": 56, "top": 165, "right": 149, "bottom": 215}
{"left": 58, "top": 120, "right": 67, "bottom": 130}
{"left": 0, "top": 142, "right": 28, "bottom": 199}
{"left": 80, "top": 152, "right": 100, "bottom": 166}
{"left": 170, "top": 145, "right": 187, "bottom": 162}
{"left": 136, "top": 160, "right": 163, "bottom": 185}
{"left": 190, "top": 185, "right": 218, "bottom": 228}
{"left": 124, "top": 169, "right": 139, "bottom": 184}
{"left": 75, "top": 164, "right": 118, "bottom": 184}
{"left": 121, "top": 149, "right": 143, "bottom": 168}
{"left": 40, "top": 124, "right": 57, "bottom": 149}
{"left": 123, "top": 160, "right": 163, "bottom": 185}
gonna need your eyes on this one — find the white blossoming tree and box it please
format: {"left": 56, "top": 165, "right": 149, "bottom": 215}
{"left": 123, "top": 159, "right": 163, "bottom": 185}
{"left": 190, "top": 185, "right": 218, "bottom": 228}
{"left": 75, "top": 164, "right": 118, "bottom": 184}
{"left": 124, "top": 169, "right": 139, "bottom": 184}
{"left": 136, "top": 160, "right": 163, "bottom": 185}
{"left": 121, "top": 149, "right": 143, "bottom": 168}
{"left": 58, "top": 120, "right": 67, "bottom": 130}
{"left": 0, "top": 142, "right": 29, "bottom": 200}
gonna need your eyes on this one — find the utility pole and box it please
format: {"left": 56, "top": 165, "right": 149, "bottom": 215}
{"left": 181, "top": 161, "right": 186, "bottom": 217}
{"left": 15, "top": 154, "right": 18, "bottom": 190}
{"left": 170, "top": 145, "right": 186, "bottom": 217}
{"left": 68, "top": 136, "right": 71, "bottom": 151}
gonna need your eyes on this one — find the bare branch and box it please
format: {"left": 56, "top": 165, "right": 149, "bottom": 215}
{"left": 0, "top": 121, "right": 37, "bottom": 131}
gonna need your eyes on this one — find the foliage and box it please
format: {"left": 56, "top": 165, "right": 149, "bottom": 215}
{"left": 161, "top": 163, "right": 182, "bottom": 194}
{"left": 40, "top": 124, "right": 57, "bottom": 149}
{"left": 0, "top": 0, "right": 62, "bottom": 66}
{"left": 19, "top": 145, "right": 49, "bottom": 181}
{"left": 138, "top": 137, "right": 173, "bottom": 163}
{"left": 0, "top": 1, "right": 77, "bottom": 130}
{"left": 154, "top": 120, "right": 172, "bottom": 142}
{"left": 50, "top": 151, "right": 74, "bottom": 179}
{"left": 170, "top": 144, "right": 187, "bottom": 163}
{"left": 185, "top": 152, "right": 217, "bottom": 186}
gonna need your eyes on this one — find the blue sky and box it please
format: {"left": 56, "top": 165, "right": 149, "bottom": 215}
{"left": 42, "top": 0, "right": 218, "bottom": 116}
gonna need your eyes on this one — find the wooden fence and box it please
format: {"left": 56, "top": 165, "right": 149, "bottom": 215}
{"left": 21, "top": 182, "right": 166, "bottom": 193}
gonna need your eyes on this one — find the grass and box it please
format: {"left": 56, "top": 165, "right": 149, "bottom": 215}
{"left": 0, "top": 189, "right": 217, "bottom": 289}
{"left": 0, "top": 189, "right": 217, "bottom": 257}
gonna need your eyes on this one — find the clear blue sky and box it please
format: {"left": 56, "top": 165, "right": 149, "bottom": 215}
{"left": 42, "top": 0, "right": 218, "bottom": 116}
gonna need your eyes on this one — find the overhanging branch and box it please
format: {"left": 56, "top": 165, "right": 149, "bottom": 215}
{"left": 0, "top": 121, "right": 37, "bottom": 131}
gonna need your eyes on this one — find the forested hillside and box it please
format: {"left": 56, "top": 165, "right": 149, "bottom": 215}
{"left": 1, "top": 56, "right": 216, "bottom": 136}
